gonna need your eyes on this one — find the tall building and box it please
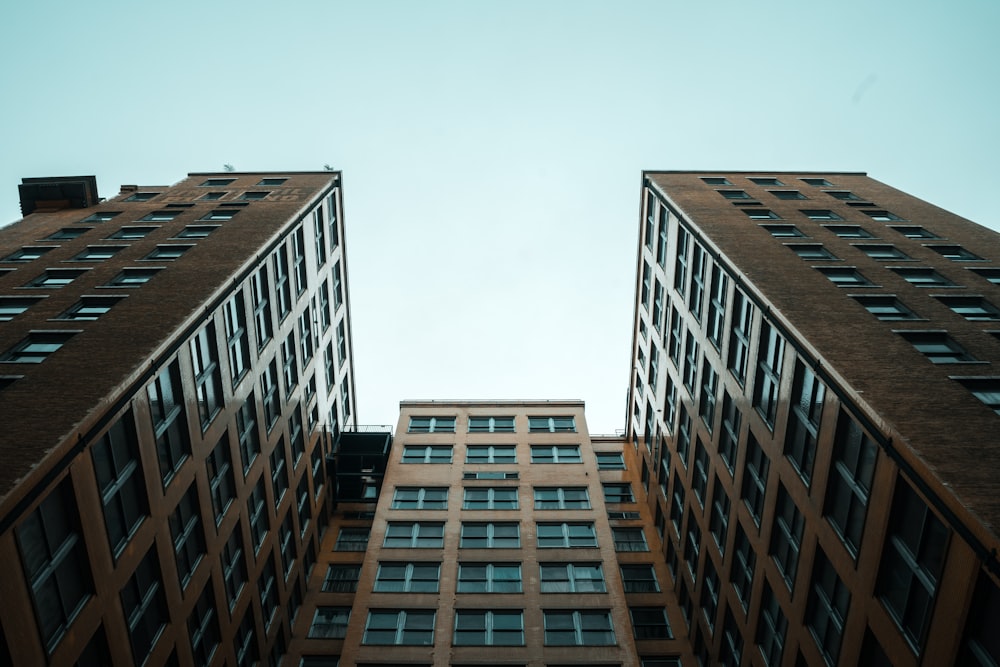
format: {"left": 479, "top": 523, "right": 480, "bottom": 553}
{"left": 0, "top": 172, "right": 356, "bottom": 666}
{"left": 626, "top": 172, "right": 1000, "bottom": 666}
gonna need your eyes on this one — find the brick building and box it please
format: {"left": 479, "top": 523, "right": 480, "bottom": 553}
{"left": 0, "top": 172, "right": 356, "bottom": 666}
{"left": 626, "top": 171, "right": 1000, "bottom": 666}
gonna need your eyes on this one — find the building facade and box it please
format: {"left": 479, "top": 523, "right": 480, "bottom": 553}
{"left": 625, "top": 171, "right": 1000, "bottom": 666}
{"left": 0, "top": 172, "right": 357, "bottom": 666}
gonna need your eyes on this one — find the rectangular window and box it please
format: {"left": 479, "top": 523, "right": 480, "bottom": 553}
{"left": 148, "top": 362, "right": 190, "bottom": 485}
{"left": 250, "top": 266, "right": 273, "bottom": 350}
{"left": 363, "top": 609, "right": 436, "bottom": 645}
{"left": 537, "top": 522, "right": 598, "bottom": 548}
{"left": 806, "top": 549, "right": 850, "bottom": 665}
{"left": 170, "top": 484, "right": 205, "bottom": 589}
{"left": 784, "top": 361, "right": 825, "bottom": 483}
{"left": 260, "top": 357, "right": 280, "bottom": 430}
{"left": 530, "top": 445, "right": 582, "bottom": 463}
{"left": 935, "top": 295, "right": 1000, "bottom": 320}
{"left": 223, "top": 292, "right": 250, "bottom": 385}
{"left": 272, "top": 245, "right": 292, "bottom": 321}
{"left": 332, "top": 261, "right": 344, "bottom": 311}
{"left": 612, "top": 526, "right": 649, "bottom": 552}
{"left": 824, "top": 413, "right": 877, "bottom": 555}
{"left": 682, "top": 331, "right": 699, "bottom": 393}
{"left": 528, "top": 416, "right": 576, "bottom": 432}
{"left": 468, "top": 416, "right": 515, "bottom": 432}
{"left": 761, "top": 223, "right": 804, "bottom": 237}
{"left": 621, "top": 564, "right": 660, "bottom": 593}
{"left": 689, "top": 244, "right": 708, "bottom": 320}
{"left": 709, "top": 478, "right": 731, "bottom": 555}
{"left": 741, "top": 433, "right": 769, "bottom": 526}
{"left": 0, "top": 296, "right": 42, "bottom": 321}
{"left": 206, "top": 436, "right": 235, "bottom": 524}
{"left": 16, "top": 482, "right": 92, "bottom": 652}
{"left": 788, "top": 243, "right": 838, "bottom": 260}
{"left": 719, "top": 391, "right": 741, "bottom": 474}
{"left": 817, "top": 266, "right": 876, "bottom": 287}
{"left": 463, "top": 487, "right": 518, "bottom": 510}
{"left": 877, "top": 480, "right": 949, "bottom": 651}
{"left": 534, "top": 487, "right": 590, "bottom": 509}
{"left": 281, "top": 333, "right": 298, "bottom": 396}
{"left": 757, "top": 582, "right": 787, "bottom": 666}
{"left": 457, "top": 563, "right": 522, "bottom": 593}
{"left": 143, "top": 245, "right": 191, "bottom": 261}
{"left": 744, "top": 209, "right": 781, "bottom": 220}
{"left": 674, "top": 225, "right": 690, "bottom": 297}
{"left": 220, "top": 526, "right": 246, "bottom": 609}
{"left": 374, "top": 562, "right": 441, "bottom": 592}
{"left": 72, "top": 245, "right": 127, "bottom": 262}
{"left": 699, "top": 361, "right": 718, "bottom": 432}
{"left": 540, "top": 562, "right": 606, "bottom": 593}
{"left": 323, "top": 564, "right": 360, "bottom": 592}
{"left": 731, "top": 523, "right": 756, "bottom": 610}
{"left": 641, "top": 261, "right": 651, "bottom": 309}
{"left": 852, "top": 295, "right": 921, "bottom": 321}
{"left": 1, "top": 331, "right": 77, "bottom": 364}
{"left": 121, "top": 548, "right": 168, "bottom": 663}
{"left": 308, "top": 607, "right": 350, "bottom": 639}
{"left": 392, "top": 487, "right": 448, "bottom": 510}
{"left": 603, "top": 483, "right": 635, "bottom": 504}
{"left": 892, "top": 267, "right": 957, "bottom": 287}
{"left": 632, "top": 607, "right": 673, "bottom": 640}
{"left": 707, "top": 264, "right": 729, "bottom": 349}
{"left": 247, "top": 480, "right": 268, "bottom": 553}
{"left": 92, "top": 412, "right": 147, "bottom": 557}
{"left": 270, "top": 443, "right": 288, "bottom": 505}
{"left": 855, "top": 244, "right": 910, "bottom": 260}
{"left": 891, "top": 225, "right": 939, "bottom": 239}
{"left": 313, "top": 208, "right": 327, "bottom": 267}
{"left": 466, "top": 444, "right": 516, "bottom": 463}
{"left": 543, "top": 610, "right": 615, "bottom": 646}
{"left": 728, "top": 289, "right": 754, "bottom": 384}
{"left": 898, "top": 330, "right": 977, "bottom": 363}
{"left": 401, "top": 445, "right": 453, "bottom": 463}
{"left": 692, "top": 440, "right": 709, "bottom": 506}
{"left": 770, "top": 485, "right": 805, "bottom": 589}
{"left": 258, "top": 558, "right": 278, "bottom": 627}
{"left": 595, "top": 451, "right": 625, "bottom": 470}
{"left": 460, "top": 522, "right": 520, "bottom": 548}
{"left": 334, "top": 527, "right": 369, "bottom": 552}
{"left": 825, "top": 227, "right": 874, "bottom": 239}
{"left": 408, "top": 416, "right": 456, "bottom": 433}
{"left": 753, "top": 321, "right": 785, "bottom": 427}
{"left": 190, "top": 324, "right": 223, "bottom": 429}
{"left": 298, "top": 306, "right": 314, "bottom": 362}
{"left": 454, "top": 610, "right": 524, "bottom": 646}
{"left": 235, "top": 394, "right": 260, "bottom": 474}
{"left": 667, "top": 306, "right": 683, "bottom": 367}
{"left": 384, "top": 522, "right": 445, "bottom": 548}
{"left": 188, "top": 583, "right": 219, "bottom": 666}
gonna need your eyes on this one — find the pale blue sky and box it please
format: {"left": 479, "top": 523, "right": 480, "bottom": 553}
{"left": 2, "top": 1, "right": 998, "bottom": 432}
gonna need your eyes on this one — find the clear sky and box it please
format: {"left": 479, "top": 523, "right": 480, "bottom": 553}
{"left": 1, "top": 0, "right": 998, "bottom": 433}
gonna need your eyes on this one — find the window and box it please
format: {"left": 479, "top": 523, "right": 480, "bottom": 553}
{"left": 528, "top": 416, "right": 576, "bottom": 432}
{"left": 702, "top": 177, "right": 732, "bottom": 185}
{"left": 824, "top": 412, "right": 877, "bottom": 555}
{"left": 926, "top": 244, "right": 984, "bottom": 262}
{"left": 742, "top": 433, "right": 769, "bottom": 525}
{"left": 308, "top": 607, "right": 350, "bottom": 639}
{"left": 1, "top": 331, "right": 78, "bottom": 364}
{"left": 955, "top": 377, "right": 1000, "bottom": 415}
{"left": 824, "top": 225, "right": 874, "bottom": 239}
{"left": 291, "top": 225, "right": 307, "bottom": 295}
{"left": 801, "top": 209, "right": 842, "bottom": 221}
{"left": 258, "top": 558, "right": 279, "bottom": 628}
{"left": 108, "top": 226, "right": 157, "bottom": 239}
{"left": 464, "top": 470, "right": 520, "bottom": 480}
{"left": 25, "top": 268, "right": 87, "bottom": 288}
{"left": 176, "top": 224, "right": 218, "bottom": 239}
{"left": 543, "top": 610, "right": 615, "bottom": 646}
{"left": 709, "top": 479, "right": 731, "bottom": 554}
{"left": 250, "top": 266, "right": 273, "bottom": 350}
{"left": 534, "top": 487, "right": 590, "bottom": 510}
{"left": 753, "top": 321, "right": 785, "bottom": 426}
{"left": 612, "top": 526, "right": 648, "bottom": 552}
{"left": 270, "top": 444, "right": 288, "bottom": 504}
{"left": 281, "top": 333, "right": 298, "bottom": 395}
{"left": 44, "top": 227, "right": 90, "bottom": 240}
{"left": 374, "top": 562, "right": 441, "bottom": 592}
{"left": 806, "top": 549, "right": 850, "bottom": 666}
{"left": 466, "top": 444, "right": 516, "bottom": 463}
{"left": 139, "top": 210, "right": 179, "bottom": 222}
{"left": 935, "top": 295, "right": 1000, "bottom": 320}
{"left": 621, "top": 564, "right": 659, "bottom": 593}
{"left": 699, "top": 361, "right": 718, "bottom": 431}
{"left": 408, "top": 416, "right": 456, "bottom": 432}
{"left": 537, "top": 522, "right": 597, "bottom": 548}
{"left": 707, "top": 264, "right": 729, "bottom": 349}
{"left": 188, "top": 584, "right": 220, "bottom": 665}
{"left": 855, "top": 244, "right": 910, "bottom": 260}
{"left": 787, "top": 244, "right": 837, "bottom": 260}
{"left": 460, "top": 522, "right": 520, "bottom": 548}
{"left": 816, "top": 266, "right": 876, "bottom": 287}
{"left": 684, "top": 514, "right": 701, "bottom": 579}
{"left": 630, "top": 607, "right": 672, "bottom": 640}
{"left": 260, "top": 358, "right": 280, "bottom": 430}
{"left": 596, "top": 451, "right": 625, "bottom": 469}
{"left": 771, "top": 485, "right": 805, "bottom": 589}
{"left": 384, "top": 522, "right": 445, "bottom": 548}
{"left": 16, "top": 482, "right": 92, "bottom": 652}
{"left": 898, "top": 330, "right": 976, "bottom": 363}
{"left": 223, "top": 292, "right": 250, "bottom": 384}
{"left": 717, "top": 189, "right": 752, "bottom": 199}
{"left": 169, "top": 484, "right": 205, "bottom": 589}
{"left": 457, "top": 562, "right": 521, "bottom": 592}
{"left": 674, "top": 227, "right": 689, "bottom": 297}
{"left": 959, "top": 573, "right": 1000, "bottom": 667}
{"left": 757, "top": 582, "right": 787, "bottom": 666}
{"left": 728, "top": 289, "right": 754, "bottom": 384}
{"left": 401, "top": 445, "right": 453, "bottom": 463}
{"left": 863, "top": 209, "right": 904, "bottom": 222}
{"left": 731, "top": 523, "right": 756, "bottom": 609}
{"left": 272, "top": 244, "right": 292, "bottom": 320}
{"left": 676, "top": 406, "right": 692, "bottom": 467}
{"left": 191, "top": 324, "right": 223, "bottom": 428}
{"left": 121, "top": 548, "right": 168, "bottom": 664}
{"left": 148, "top": 362, "right": 190, "bottom": 484}
{"left": 877, "top": 481, "right": 948, "bottom": 650}
{"left": 743, "top": 209, "right": 781, "bottom": 220}
{"left": 334, "top": 527, "right": 369, "bottom": 552}
{"left": 55, "top": 295, "right": 123, "bottom": 320}
{"left": 199, "top": 209, "right": 238, "bottom": 221}
{"left": 800, "top": 177, "right": 832, "bottom": 186}
{"left": 199, "top": 191, "right": 226, "bottom": 201}
{"left": 689, "top": 244, "right": 708, "bottom": 320}
{"left": 692, "top": 441, "right": 709, "bottom": 505}
{"left": 3, "top": 246, "right": 54, "bottom": 262}
{"left": 719, "top": 391, "right": 741, "bottom": 473}
{"left": 721, "top": 608, "right": 744, "bottom": 667}
{"left": 336, "top": 319, "right": 347, "bottom": 367}
{"left": 656, "top": 206, "right": 670, "bottom": 268}
{"left": 105, "top": 268, "right": 160, "bottom": 287}
{"left": 199, "top": 178, "right": 235, "bottom": 187}
{"left": 530, "top": 445, "right": 582, "bottom": 463}
{"left": 220, "top": 526, "right": 246, "bottom": 609}
{"left": 323, "top": 564, "right": 361, "bottom": 592}
{"left": 464, "top": 487, "right": 518, "bottom": 510}
{"left": 92, "top": 412, "right": 147, "bottom": 556}
{"left": 247, "top": 480, "right": 268, "bottom": 553}
{"left": 392, "top": 487, "right": 448, "bottom": 510}
{"left": 206, "top": 436, "right": 235, "bottom": 523}
{"left": 468, "top": 416, "right": 515, "bottom": 432}
{"left": 540, "top": 562, "right": 605, "bottom": 593}
{"left": 603, "top": 483, "right": 635, "bottom": 504}
{"left": 785, "top": 361, "right": 825, "bottom": 483}
{"left": 145, "top": 244, "right": 193, "bottom": 261}
{"left": 750, "top": 177, "right": 784, "bottom": 186}
{"left": 298, "top": 308, "right": 313, "bottom": 361}
{"left": 332, "top": 261, "right": 344, "bottom": 309}
{"left": 239, "top": 191, "right": 271, "bottom": 201}
{"left": 80, "top": 211, "right": 122, "bottom": 223}
{"left": 891, "top": 225, "right": 939, "bottom": 239}
{"left": 770, "top": 190, "right": 805, "bottom": 199}
{"left": 892, "top": 267, "right": 957, "bottom": 287}
{"left": 364, "top": 609, "right": 435, "bottom": 645}
{"left": 454, "top": 610, "right": 524, "bottom": 646}
{"left": 852, "top": 295, "right": 921, "bottom": 320}
{"left": 761, "top": 224, "right": 805, "bottom": 237}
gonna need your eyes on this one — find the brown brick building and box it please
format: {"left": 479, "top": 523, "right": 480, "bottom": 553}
{"left": 0, "top": 172, "right": 356, "bottom": 666}
{"left": 626, "top": 172, "right": 1000, "bottom": 666}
